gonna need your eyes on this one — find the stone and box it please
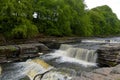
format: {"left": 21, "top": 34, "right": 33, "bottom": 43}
{"left": 92, "top": 68, "right": 112, "bottom": 76}
{"left": 71, "top": 64, "right": 120, "bottom": 80}
{"left": 97, "top": 44, "right": 120, "bottom": 67}
{"left": 0, "top": 43, "right": 51, "bottom": 63}
{"left": 110, "top": 64, "right": 120, "bottom": 74}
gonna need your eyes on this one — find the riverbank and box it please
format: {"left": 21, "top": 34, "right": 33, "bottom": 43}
{"left": 0, "top": 33, "right": 109, "bottom": 45}
{"left": 1, "top": 33, "right": 120, "bottom": 46}
{"left": 0, "top": 35, "right": 81, "bottom": 45}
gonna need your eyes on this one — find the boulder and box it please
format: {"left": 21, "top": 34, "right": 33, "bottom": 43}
{"left": 97, "top": 44, "right": 120, "bottom": 67}
{"left": 31, "top": 43, "right": 51, "bottom": 53}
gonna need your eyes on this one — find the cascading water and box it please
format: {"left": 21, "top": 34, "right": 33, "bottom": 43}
{"left": 41, "top": 43, "right": 98, "bottom": 75}
{"left": 1, "top": 37, "right": 120, "bottom": 80}
{"left": 0, "top": 59, "right": 73, "bottom": 80}
{"left": 60, "top": 44, "right": 97, "bottom": 63}
{"left": 0, "top": 59, "right": 53, "bottom": 80}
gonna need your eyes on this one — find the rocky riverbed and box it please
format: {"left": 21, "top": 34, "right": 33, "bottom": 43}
{"left": 72, "top": 64, "right": 120, "bottom": 80}
{"left": 0, "top": 37, "right": 120, "bottom": 80}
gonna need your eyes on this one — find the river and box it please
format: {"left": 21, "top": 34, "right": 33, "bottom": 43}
{"left": 0, "top": 37, "right": 120, "bottom": 80}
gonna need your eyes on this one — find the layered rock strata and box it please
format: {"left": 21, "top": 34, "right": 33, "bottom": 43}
{"left": 97, "top": 44, "right": 120, "bottom": 66}
{"left": 0, "top": 43, "right": 50, "bottom": 63}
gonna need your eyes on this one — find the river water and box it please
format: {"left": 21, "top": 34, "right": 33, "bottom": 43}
{"left": 0, "top": 37, "right": 120, "bottom": 80}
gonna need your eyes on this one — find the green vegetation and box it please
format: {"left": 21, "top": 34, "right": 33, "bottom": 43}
{"left": 88, "top": 5, "right": 120, "bottom": 36}
{"left": 0, "top": 0, "right": 120, "bottom": 38}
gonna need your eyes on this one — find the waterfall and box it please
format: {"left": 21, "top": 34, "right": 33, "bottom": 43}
{"left": 59, "top": 44, "right": 97, "bottom": 63}
{"left": 0, "top": 59, "right": 53, "bottom": 80}
{"left": 0, "top": 59, "right": 72, "bottom": 80}
{"left": 60, "top": 44, "right": 73, "bottom": 50}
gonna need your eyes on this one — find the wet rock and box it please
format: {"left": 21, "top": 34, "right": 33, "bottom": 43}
{"left": 41, "top": 41, "right": 61, "bottom": 49}
{"left": 97, "top": 44, "right": 120, "bottom": 67}
{"left": 39, "top": 37, "right": 81, "bottom": 49}
{"left": 0, "top": 45, "right": 20, "bottom": 63}
{"left": 71, "top": 64, "right": 120, "bottom": 80}
{"left": 92, "top": 68, "right": 112, "bottom": 76}
{"left": 31, "top": 43, "right": 51, "bottom": 53}
{"left": 19, "top": 76, "right": 30, "bottom": 80}
{"left": 110, "top": 64, "right": 120, "bottom": 74}
{"left": 0, "top": 45, "right": 19, "bottom": 57}
{"left": 0, "top": 43, "right": 51, "bottom": 63}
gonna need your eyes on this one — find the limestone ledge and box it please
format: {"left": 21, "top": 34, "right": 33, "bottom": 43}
{"left": 0, "top": 43, "right": 50, "bottom": 63}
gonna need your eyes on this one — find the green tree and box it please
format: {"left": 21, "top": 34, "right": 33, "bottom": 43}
{"left": 11, "top": 19, "right": 38, "bottom": 39}
{"left": 34, "top": 0, "right": 72, "bottom": 36}
{"left": 88, "top": 5, "right": 120, "bottom": 36}
{"left": 0, "top": 0, "right": 38, "bottom": 38}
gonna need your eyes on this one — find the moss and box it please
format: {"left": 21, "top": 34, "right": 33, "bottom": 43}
{"left": 7, "top": 46, "right": 17, "bottom": 51}
{"left": 107, "top": 62, "right": 117, "bottom": 67}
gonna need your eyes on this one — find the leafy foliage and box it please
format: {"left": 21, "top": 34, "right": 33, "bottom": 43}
{"left": 11, "top": 19, "right": 38, "bottom": 39}
{"left": 0, "top": 1, "right": 120, "bottom": 38}
{"left": 88, "top": 5, "right": 120, "bottom": 36}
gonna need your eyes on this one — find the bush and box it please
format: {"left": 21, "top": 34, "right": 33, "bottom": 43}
{"left": 11, "top": 19, "right": 38, "bottom": 39}
{"left": 46, "top": 28, "right": 61, "bottom": 36}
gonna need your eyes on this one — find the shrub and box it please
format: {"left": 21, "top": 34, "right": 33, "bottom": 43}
{"left": 46, "top": 28, "right": 61, "bottom": 36}
{"left": 11, "top": 19, "right": 38, "bottom": 39}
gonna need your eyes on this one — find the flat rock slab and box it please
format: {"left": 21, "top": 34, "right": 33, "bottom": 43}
{"left": 111, "top": 64, "right": 120, "bottom": 74}
{"left": 72, "top": 64, "right": 120, "bottom": 80}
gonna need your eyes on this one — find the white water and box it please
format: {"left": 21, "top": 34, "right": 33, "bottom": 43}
{"left": 1, "top": 39, "right": 111, "bottom": 80}
{"left": 44, "top": 44, "right": 97, "bottom": 67}
{"left": 2, "top": 37, "right": 120, "bottom": 80}
{"left": 60, "top": 44, "right": 97, "bottom": 63}
{"left": 81, "top": 38, "right": 120, "bottom": 43}
{"left": 0, "top": 59, "right": 53, "bottom": 80}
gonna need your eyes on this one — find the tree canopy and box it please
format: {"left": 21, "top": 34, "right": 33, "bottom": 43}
{"left": 88, "top": 5, "right": 120, "bottom": 36}
{"left": 0, "top": 0, "right": 120, "bottom": 38}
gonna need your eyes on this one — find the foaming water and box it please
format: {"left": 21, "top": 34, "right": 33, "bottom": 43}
{"left": 0, "top": 59, "right": 52, "bottom": 80}
{"left": 60, "top": 44, "right": 97, "bottom": 63}
{"left": 44, "top": 50, "right": 97, "bottom": 67}
{"left": 81, "top": 38, "right": 120, "bottom": 43}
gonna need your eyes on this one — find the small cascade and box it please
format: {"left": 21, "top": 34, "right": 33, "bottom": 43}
{"left": 41, "top": 44, "right": 98, "bottom": 70}
{"left": 60, "top": 44, "right": 97, "bottom": 63}
{"left": 60, "top": 44, "right": 73, "bottom": 50}
{"left": 0, "top": 59, "right": 53, "bottom": 80}
{"left": 81, "top": 39, "right": 120, "bottom": 43}
{"left": 0, "top": 58, "right": 72, "bottom": 80}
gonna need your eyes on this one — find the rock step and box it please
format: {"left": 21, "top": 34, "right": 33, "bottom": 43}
{"left": 98, "top": 58, "right": 117, "bottom": 62}
{"left": 97, "top": 45, "right": 120, "bottom": 66}
{"left": 0, "top": 43, "right": 50, "bottom": 63}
